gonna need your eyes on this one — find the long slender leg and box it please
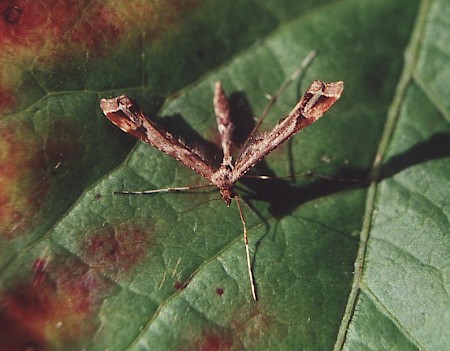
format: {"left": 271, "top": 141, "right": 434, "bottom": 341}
{"left": 235, "top": 195, "right": 257, "bottom": 301}
{"left": 242, "top": 172, "right": 362, "bottom": 183}
{"left": 114, "top": 183, "right": 215, "bottom": 195}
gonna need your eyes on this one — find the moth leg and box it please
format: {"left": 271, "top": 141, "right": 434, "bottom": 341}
{"left": 242, "top": 172, "right": 362, "bottom": 183}
{"left": 114, "top": 184, "right": 215, "bottom": 195}
{"left": 235, "top": 195, "right": 257, "bottom": 301}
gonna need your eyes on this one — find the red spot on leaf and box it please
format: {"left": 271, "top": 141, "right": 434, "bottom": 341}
{"left": 0, "top": 255, "right": 113, "bottom": 350}
{"left": 2, "top": 5, "right": 21, "bottom": 25}
{"left": 69, "top": 2, "right": 127, "bottom": 56}
{"left": 178, "top": 305, "right": 277, "bottom": 351}
{"left": 174, "top": 281, "right": 186, "bottom": 290}
{"left": 0, "top": 121, "right": 49, "bottom": 237}
{"left": 199, "top": 333, "right": 233, "bottom": 351}
{"left": 0, "top": 82, "right": 16, "bottom": 112}
{"left": 0, "top": 118, "right": 81, "bottom": 237}
{"left": 0, "top": 0, "right": 124, "bottom": 61}
{"left": 0, "top": 0, "right": 48, "bottom": 52}
{"left": 32, "top": 258, "right": 46, "bottom": 272}
{"left": 83, "top": 223, "right": 150, "bottom": 275}
{"left": 174, "top": 279, "right": 191, "bottom": 291}
{"left": 0, "top": 0, "right": 200, "bottom": 62}
{"left": 32, "top": 258, "right": 48, "bottom": 288}
{"left": 0, "top": 0, "right": 204, "bottom": 122}
{"left": 215, "top": 287, "right": 224, "bottom": 296}
{"left": 178, "top": 330, "right": 234, "bottom": 351}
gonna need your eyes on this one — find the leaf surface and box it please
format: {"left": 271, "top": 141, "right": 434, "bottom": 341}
{"left": 1, "top": 0, "right": 448, "bottom": 350}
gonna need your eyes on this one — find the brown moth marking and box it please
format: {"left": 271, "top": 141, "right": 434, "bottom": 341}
{"left": 100, "top": 80, "right": 344, "bottom": 301}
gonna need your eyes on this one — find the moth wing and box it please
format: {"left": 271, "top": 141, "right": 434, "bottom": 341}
{"left": 100, "top": 95, "right": 217, "bottom": 181}
{"left": 231, "top": 81, "right": 344, "bottom": 182}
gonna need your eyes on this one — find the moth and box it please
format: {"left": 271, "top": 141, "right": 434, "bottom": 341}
{"left": 100, "top": 79, "right": 344, "bottom": 300}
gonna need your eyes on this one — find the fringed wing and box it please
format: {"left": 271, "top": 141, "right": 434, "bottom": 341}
{"left": 100, "top": 95, "right": 217, "bottom": 181}
{"left": 231, "top": 81, "right": 344, "bottom": 182}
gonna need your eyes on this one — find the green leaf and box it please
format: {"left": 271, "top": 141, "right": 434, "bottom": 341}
{"left": 1, "top": 0, "right": 448, "bottom": 350}
{"left": 342, "top": 1, "right": 450, "bottom": 350}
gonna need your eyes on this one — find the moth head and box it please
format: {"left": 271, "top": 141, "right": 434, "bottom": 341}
{"left": 220, "top": 188, "right": 233, "bottom": 206}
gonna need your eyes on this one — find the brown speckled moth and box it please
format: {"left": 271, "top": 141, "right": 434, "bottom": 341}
{"left": 100, "top": 75, "right": 343, "bottom": 301}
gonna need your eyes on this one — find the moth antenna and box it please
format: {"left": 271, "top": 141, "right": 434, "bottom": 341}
{"left": 259, "top": 50, "right": 317, "bottom": 126}
{"left": 241, "top": 50, "right": 317, "bottom": 154}
{"left": 235, "top": 195, "right": 257, "bottom": 301}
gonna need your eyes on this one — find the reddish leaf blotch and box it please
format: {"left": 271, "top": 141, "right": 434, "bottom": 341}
{"left": 83, "top": 223, "right": 150, "bottom": 275}
{"left": 0, "top": 121, "right": 49, "bottom": 237}
{"left": 199, "top": 334, "right": 234, "bottom": 351}
{"left": 0, "top": 256, "right": 112, "bottom": 350}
